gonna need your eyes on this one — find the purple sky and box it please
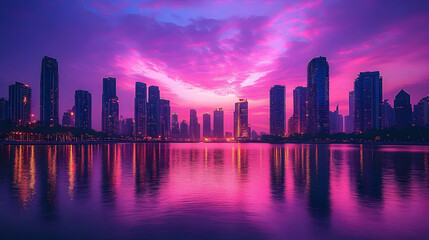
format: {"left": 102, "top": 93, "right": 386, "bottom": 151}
{"left": 1, "top": 0, "right": 428, "bottom": 132}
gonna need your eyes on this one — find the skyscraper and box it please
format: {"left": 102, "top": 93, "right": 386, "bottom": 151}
{"left": 329, "top": 105, "right": 343, "bottom": 133}
{"left": 345, "top": 91, "right": 355, "bottom": 133}
{"left": 147, "top": 86, "right": 160, "bottom": 138}
{"left": 75, "top": 90, "right": 92, "bottom": 129}
{"left": 203, "top": 113, "right": 211, "bottom": 138}
{"left": 172, "top": 112, "right": 180, "bottom": 134}
{"left": 234, "top": 99, "right": 249, "bottom": 140}
{"left": 9, "top": 82, "right": 31, "bottom": 125}
{"left": 0, "top": 98, "right": 9, "bottom": 121}
{"left": 394, "top": 89, "right": 412, "bottom": 129}
{"left": 307, "top": 56, "right": 329, "bottom": 134}
{"left": 354, "top": 71, "right": 382, "bottom": 133}
{"left": 134, "top": 82, "right": 147, "bottom": 136}
{"left": 213, "top": 108, "right": 224, "bottom": 139}
{"left": 160, "top": 99, "right": 171, "bottom": 139}
{"left": 293, "top": 86, "right": 308, "bottom": 134}
{"left": 270, "top": 85, "right": 285, "bottom": 136}
{"left": 381, "top": 99, "right": 394, "bottom": 129}
{"left": 189, "top": 109, "right": 200, "bottom": 141}
{"left": 180, "top": 120, "right": 188, "bottom": 139}
{"left": 102, "top": 77, "right": 119, "bottom": 134}
{"left": 62, "top": 108, "right": 75, "bottom": 127}
{"left": 414, "top": 96, "right": 429, "bottom": 127}
{"left": 40, "top": 56, "right": 59, "bottom": 126}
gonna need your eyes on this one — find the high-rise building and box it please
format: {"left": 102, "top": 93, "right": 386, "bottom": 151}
{"left": 62, "top": 108, "right": 75, "bottom": 127}
{"left": 329, "top": 105, "right": 343, "bottom": 133}
{"left": 234, "top": 99, "right": 249, "bottom": 140}
{"left": 345, "top": 91, "right": 355, "bottom": 133}
{"left": 307, "top": 56, "right": 329, "bottom": 134}
{"left": 134, "top": 82, "right": 147, "bottom": 136}
{"left": 288, "top": 115, "right": 298, "bottom": 135}
{"left": 293, "top": 86, "right": 308, "bottom": 134}
{"left": 40, "top": 56, "right": 59, "bottom": 126}
{"left": 270, "top": 85, "right": 286, "bottom": 136}
{"left": 75, "top": 90, "right": 92, "bottom": 129}
{"left": 381, "top": 99, "right": 394, "bottom": 129}
{"left": 102, "top": 77, "right": 119, "bottom": 134}
{"left": 394, "top": 89, "right": 412, "bottom": 130}
{"left": 189, "top": 109, "right": 200, "bottom": 141}
{"left": 414, "top": 96, "right": 429, "bottom": 127}
{"left": 354, "top": 71, "right": 382, "bottom": 133}
{"left": 0, "top": 98, "right": 9, "bottom": 121}
{"left": 213, "top": 108, "right": 224, "bottom": 139}
{"left": 121, "top": 118, "right": 134, "bottom": 136}
{"left": 172, "top": 112, "right": 180, "bottom": 134}
{"left": 147, "top": 86, "right": 160, "bottom": 138}
{"left": 180, "top": 120, "right": 188, "bottom": 139}
{"left": 9, "top": 82, "right": 31, "bottom": 125}
{"left": 203, "top": 113, "right": 211, "bottom": 138}
{"left": 160, "top": 99, "right": 170, "bottom": 139}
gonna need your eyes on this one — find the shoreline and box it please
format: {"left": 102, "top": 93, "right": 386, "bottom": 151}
{"left": 1, "top": 140, "right": 428, "bottom": 146}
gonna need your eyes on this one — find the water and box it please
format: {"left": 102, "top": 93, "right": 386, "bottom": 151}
{"left": 0, "top": 143, "right": 428, "bottom": 239}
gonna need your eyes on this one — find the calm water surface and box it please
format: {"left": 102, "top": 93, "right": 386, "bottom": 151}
{"left": 0, "top": 143, "right": 429, "bottom": 239}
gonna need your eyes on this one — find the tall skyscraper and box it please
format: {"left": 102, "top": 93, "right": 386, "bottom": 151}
{"left": 203, "top": 113, "right": 211, "bottom": 138}
{"left": 75, "top": 90, "right": 92, "bottom": 129}
{"left": 40, "top": 56, "right": 59, "bottom": 126}
{"left": 189, "top": 109, "right": 200, "bottom": 141}
{"left": 293, "top": 86, "right": 308, "bottom": 134}
{"left": 345, "top": 91, "right": 355, "bottom": 133}
{"left": 307, "top": 56, "right": 329, "bottom": 134}
{"left": 234, "top": 99, "right": 249, "bottom": 140}
{"left": 147, "top": 86, "right": 160, "bottom": 138}
{"left": 102, "top": 77, "right": 119, "bottom": 135}
{"left": 62, "top": 108, "right": 75, "bottom": 127}
{"left": 270, "top": 85, "right": 285, "bottom": 136}
{"left": 354, "top": 71, "right": 382, "bottom": 133}
{"left": 134, "top": 82, "right": 147, "bottom": 136}
{"left": 381, "top": 99, "right": 395, "bottom": 129}
{"left": 414, "top": 96, "right": 429, "bottom": 127}
{"left": 172, "top": 112, "right": 180, "bottom": 134}
{"left": 394, "top": 89, "right": 412, "bottom": 130}
{"left": 160, "top": 99, "right": 171, "bottom": 139}
{"left": 180, "top": 120, "right": 188, "bottom": 139}
{"left": 0, "top": 98, "right": 9, "bottom": 121}
{"left": 213, "top": 108, "right": 224, "bottom": 139}
{"left": 9, "top": 82, "right": 31, "bottom": 125}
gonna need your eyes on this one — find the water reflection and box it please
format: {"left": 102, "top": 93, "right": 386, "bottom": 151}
{"left": 1, "top": 143, "right": 429, "bottom": 239}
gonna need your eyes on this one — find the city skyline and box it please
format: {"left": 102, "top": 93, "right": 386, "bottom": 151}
{"left": 1, "top": 0, "right": 428, "bottom": 133}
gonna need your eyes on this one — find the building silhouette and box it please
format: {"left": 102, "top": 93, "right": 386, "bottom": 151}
{"left": 9, "top": 82, "right": 32, "bottom": 125}
{"left": 354, "top": 71, "right": 382, "bottom": 133}
{"left": 40, "top": 56, "right": 59, "bottom": 126}
{"left": 102, "top": 77, "right": 119, "bottom": 134}
{"left": 234, "top": 99, "right": 249, "bottom": 140}
{"left": 0, "top": 98, "right": 9, "bottom": 121}
{"left": 394, "top": 89, "right": 412, "bottom": 129}
{"left": 121, "top": 118, "right": 134, "bottom": 136}
{"left": 62, "top": 108, "right": 75, "bottom": 127}
{"left": 147, "top": 86, "right": 160, "bottom": 138}
{"left": 180, "top": 120, "right": 188, "bottom": 139}
{"left": 213, "top": 108, "right": 224, "bottom": 139}
{"left": 289, "top": 86, "right": 308, "bottom": 134}
{"left": 414, "top": 96, "right": 429, "bottom": 127}
{"left": 189, "top": 109, "right": 200, "bottom": 141}
{"left": 134, "top": 82, "right": 147, "bottom": 136}
{"left": 381, "top": 99, "right": 394, "bottom": 129}
{"left": 203, "top": 113, "right": 211, "bottom": 138}
{"left": 329, "top": 105, "right": 343, "bottom": 133}
{"left": 75, "top": 90, "right": 92, "bottom": 129}
{"left": 171, "top": 112, "right": 179, "bottom": 134}
{"left": 307, "top": 57, "right": 329, "bottom": 134}
{"left": 345, "top": 91, "right": 355, "bottom": 133}
{"left": 160, "top": 99, "right": 170, "bottom": 139}
{"left": 270, "top": 85, "right": 285, "bottom": 136}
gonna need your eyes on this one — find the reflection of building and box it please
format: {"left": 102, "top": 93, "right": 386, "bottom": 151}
{"left": 9, "top": 82, "right": 32, "bottom": 125}
{"left": 203, "top": 113, "right": 211, "bottom": 138}
{"left": 213, "top": 108, "right": 224, "bottom": 138}
{"left": 414, "top": 96, "right": 429, "bottom": 127}
{"left": 147, "top": 86, "right": 160, "bottom": 138}
{"left": 307, "top": 57, "right": 329, "bottom": 134}
{"left": 354, "top": 71, "right": 382, "bottom": 133}
{"left": 102, "top": 77, "right": 119, "bottom": 134}
{"left": 234, "top": 99, "right": 249, "bottom": 140}
{"left": 160, "top": 99, "right": 170, "bottom": 139}
{"left": 270, "top": 85, "right": 286, "bottom": 136}
{"left": 134, "top": 82, "right": 147, "bottom": 136}
{"left": 394, "top": 89, "right": 412, "bottom": 129}
{"left": 269, "top": 146, "right": 285, "bottom": 201}
{"left": 75, "top": 90, "right": 92, "bottom": 129}
{"left": 40, "top": 56, "right": 59, "bottom": 127}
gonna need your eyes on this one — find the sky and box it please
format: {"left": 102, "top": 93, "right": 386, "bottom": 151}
{"left": 1, "top": 0, "right": 429, "bottom": 133}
